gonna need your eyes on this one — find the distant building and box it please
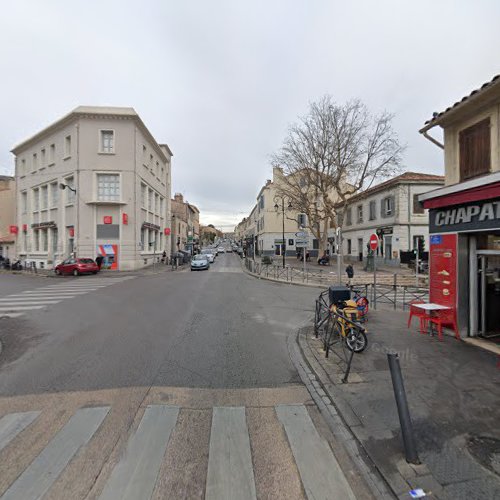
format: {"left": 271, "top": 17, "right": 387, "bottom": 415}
{"left": 171, "top": 193, "right": 200, "bottom": 254}
{"left": 0, "top": 175, "right": 16, "bottom": 259}
{"left": 419, "top": 74, "right": 500, "bottom": 340}
{"left": 338, "top": 172, "right": 444, "bottom": 265}
{"left": 12, "top": 106, "right": 172, "bottom": 270}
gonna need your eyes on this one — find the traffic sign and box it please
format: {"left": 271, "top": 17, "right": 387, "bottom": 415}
{"left": 295, "top": 231, "right": 308, "bottom": 238}
{"left": 369, "top": 233, "right": 379, "bottom": 251}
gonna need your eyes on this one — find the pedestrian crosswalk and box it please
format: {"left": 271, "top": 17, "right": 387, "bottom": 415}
{"left": 0, "top": 400, "right": 356, "bottom": 499}
{"left": 0, "top": 277, "right": 135, "bottom": 318}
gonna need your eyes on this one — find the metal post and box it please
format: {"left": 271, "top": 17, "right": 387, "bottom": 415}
{"left": 387, "top": 353, "right": 420, "bottom": 464}
{"left": 415, "top": 244, "right": 419, "bottom": 288}
{"left": 373, "top": 257, "right": 377, "bottom": 309}
{"left": 394, "top": 273, "right": 397, "bottom": 310}
{"left": 342, "top": 347, "right": 355, "bottom": 383}
{"left": 282, "top": 199, "right": 286, "bottom": 268}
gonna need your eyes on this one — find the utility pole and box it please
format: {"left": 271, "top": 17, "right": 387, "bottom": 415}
{"left": 274, "top": 195, "right": 291, "bottom": 268}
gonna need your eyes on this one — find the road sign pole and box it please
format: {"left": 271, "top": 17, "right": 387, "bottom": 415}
{"left": 369, "top": 233, "right": 379, "bottom": 309}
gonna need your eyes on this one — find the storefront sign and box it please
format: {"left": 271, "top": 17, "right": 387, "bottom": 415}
{"left": 142, "top": 222, "right": 160, "bottom": 231}
{"left": 429, "top": 233, "right": 457, "bottom": 309}
{"left": 430, "top": 199, "right": 500, "bottom": 233}
{"left": 376, "top": 227, "right": 393, "bottom": 236}
{"left": 9, "top": 225, "right": 18, "bottom": 234}
{"left": 68, "top": 227, "right": 75, "bottom": 237}
{"left": 164, "top": 227, "right": 171, "bottom": 235}
{"left": 31, "top": 221, "right": 56, "bottom": 229}
{"left": 122, "top": 213, "right": 128, "bottom": 225}
{"left": 103, "top": 216, "right": 113, "bottom": 224}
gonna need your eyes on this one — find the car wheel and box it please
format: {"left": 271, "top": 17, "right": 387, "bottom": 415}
{"left": 92, "top": 271, "right": 98, "bottom": 274}
{"left": 72, "top": 269, "right": 79, "bottom": 276}
{"left": 55, "top": 268, "right": 61, "bottom": 275}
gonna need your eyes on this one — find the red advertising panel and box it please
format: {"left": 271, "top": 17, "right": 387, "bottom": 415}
{"left": 122, "top": 213, "right": 128, "bottom": 225}
{"left": 68, "top": 227, "right": 75, "bottom": 237}
{"left": 103, "top": 216, "right": 113, "bottom": 224}
{"left": 164, "top": 227, "right": 171, "bottom": 235}
{"left": 9, "top": 225, "right": 18, "bottom": 234}
{"left": 429, "top": 233, "right": 457, "bottom": 308}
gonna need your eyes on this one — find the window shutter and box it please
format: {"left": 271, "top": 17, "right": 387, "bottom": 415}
{"left": 459, "top": 118, "right": 490, "bottom": 181}
{"left": 389, "top": 195, "right": 395, "bottom": 216}
{"left": 380, "top": 198, "right": 386, "bottom": 218}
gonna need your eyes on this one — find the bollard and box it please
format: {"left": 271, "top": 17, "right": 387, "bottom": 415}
{"left": 387, "top": 353, "right": 420, "bottom": 464}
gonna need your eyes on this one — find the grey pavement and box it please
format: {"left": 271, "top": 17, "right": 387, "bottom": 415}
{"left": 0, "top": 253, "right": 376, "bottom": 499}
{"left": 300, "top": 307, "right": 500, "bottom": 499}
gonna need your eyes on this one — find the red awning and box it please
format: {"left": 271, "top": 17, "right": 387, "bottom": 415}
{"left": 422, "top": 182, "right": 500, "bottom": 209}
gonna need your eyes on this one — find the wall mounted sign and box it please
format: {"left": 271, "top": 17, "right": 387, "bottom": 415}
{"left": 68, "top": 227, "right": 75, "bottom": 237}
{"left": 142, "top": 222, "right": 160, "bottom": 231}
{"left": 31, "top": 221, "right": 56, "bottom": 229}
{"left": 429, "top": 233, "right": 457, "bottom": 311}
{"left": 9, "top": 225, "right": 18, "bottom": 234}
{"left": 430, "top": 198, "right": 500, "bottom": 233}
{"left": 164, "top": 227, "right": 171, "bottom": 235}
{"left": 122, "top": 213, "right": 128, "bottom": 225}
{"left": 103, "top": 216, "right": 113, "bottom": 224}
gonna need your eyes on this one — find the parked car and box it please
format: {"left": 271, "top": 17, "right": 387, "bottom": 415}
{"left": 217, "top": 247, "right": 225, "bottom": 254}
{"left": 191, "top": 254, "right": 210, "bottom": 271}
{"left": 201, "top": 249, "right": 215, "bottom": 263}
{"left": 55, "top": 258, "right": 99, "bottom": 276}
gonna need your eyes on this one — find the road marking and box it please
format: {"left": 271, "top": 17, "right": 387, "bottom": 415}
{"left": 275, "top": 404, "right": 356, "bottom": 500}
{"left": 98, "top": 405, "right": 179, "bottom": 500}
{"left": 1, "top": 406, "right": 110, "bottom": 500}
{"left": 5, "top": 295, "right": 79, "bottom": 300}
{"left": 0, "top": 306, "right": 45, "bottom": 312}
{"left": 18, "top": 291, "right": 88, "bottom": 295}
{"left": 0, "top": 411, "right": 41, "bottom": 453}
{"left": 0, "top": 312, "right": 24, "bottom": 318}
{"left": 205, "top": 407, "right": 257, "bottom": 500}
{"left": 0, "top": 301, "right": 60, "bottom": 306}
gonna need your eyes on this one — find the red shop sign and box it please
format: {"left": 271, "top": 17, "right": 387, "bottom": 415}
{"left": 122, "top": 213, "right": 128, "bottom": 225}
{"left": 69, "top": 227, "right": 75, "bottom": 237}
{"left": 9, "top": 225, "right": 18, "bottom": 234}
{"left": 103, "top": 216, "right": 113, "bottom": 224}
{"left": 164, "top": 227, "right": 171, "bottom": 235}
{"left": 22, "top": 224, "right": 27, "bottom": 232}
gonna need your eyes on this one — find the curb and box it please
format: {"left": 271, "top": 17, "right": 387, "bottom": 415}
{"left": 288, "top": 328, "right": 395, "bottom": 499}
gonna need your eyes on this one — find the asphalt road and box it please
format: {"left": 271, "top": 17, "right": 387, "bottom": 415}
{"left": 0, "top": 254, "right": 372, "bottom": 499}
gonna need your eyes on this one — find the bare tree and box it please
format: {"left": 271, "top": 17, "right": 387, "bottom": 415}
{"left": 271, "top": 96, "right": 404, "bottom": 252}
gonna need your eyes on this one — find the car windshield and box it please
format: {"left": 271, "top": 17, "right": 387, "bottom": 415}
{"left": 201, "top": 250, "right": 212, "bottom": 254}
{"left": 79, "top": 259, "right": 94, "bottom": 264}
{"left": 193, "top": 255, "right": 206, "bottom": 261}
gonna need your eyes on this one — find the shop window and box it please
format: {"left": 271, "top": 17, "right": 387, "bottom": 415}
{"left": 459, "top": 118, "right": 490, "bottom": 181}
{"left": 413, "top": 193, "right": 424, "bottom": 214}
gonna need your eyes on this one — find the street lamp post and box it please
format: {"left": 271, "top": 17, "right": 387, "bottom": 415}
{"left": 274, "top": 195, "right": 292, "bottom": 268}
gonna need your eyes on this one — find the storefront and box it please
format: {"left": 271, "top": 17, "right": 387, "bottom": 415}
{"left": 421, "top": 177, "right": 500, "bottom": 341}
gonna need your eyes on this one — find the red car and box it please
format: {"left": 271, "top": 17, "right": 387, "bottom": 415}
{"left": 54, "top": 258, "right": 99, "bottom": 276}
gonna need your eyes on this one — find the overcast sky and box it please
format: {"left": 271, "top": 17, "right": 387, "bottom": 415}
{"left": 1, "top": 1, "right": 499, "bottom": 230}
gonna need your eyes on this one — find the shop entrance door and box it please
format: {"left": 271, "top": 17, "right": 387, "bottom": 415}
{"left": 477, "top": 250, "right": 500, "bottom": 338}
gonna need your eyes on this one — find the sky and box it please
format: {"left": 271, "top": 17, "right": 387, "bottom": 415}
{"left": 1, "top": 0, "right": 499, "bottom": 231}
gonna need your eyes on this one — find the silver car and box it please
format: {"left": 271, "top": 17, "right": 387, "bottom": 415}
{"left": 191, "top": 254, "right": 210, "bottom": 271}
{"left": 201, "top": 249, "right": 215, "bottom": 263}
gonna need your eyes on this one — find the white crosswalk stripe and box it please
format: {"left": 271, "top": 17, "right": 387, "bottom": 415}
{"left": 0, "top": 277, "right": 134, "bottom": 318}
{"left": 0, "top": 402, "right": 356, "bottom": 500}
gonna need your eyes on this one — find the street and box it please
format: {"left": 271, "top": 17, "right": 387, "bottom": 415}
{"left": 0, "top": 254, "right": 370, "bottom": 499}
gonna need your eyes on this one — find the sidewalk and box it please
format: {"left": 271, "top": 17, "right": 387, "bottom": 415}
{"left": 298, "top": 309, "right": 500, "bottom": 499}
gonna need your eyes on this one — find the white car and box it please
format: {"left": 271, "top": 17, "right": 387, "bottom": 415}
{"left": 201, "top": 249, "right": 215, "bottom": 263}
{"left": 217, "top": 247, "right": 225, "bottom": 254}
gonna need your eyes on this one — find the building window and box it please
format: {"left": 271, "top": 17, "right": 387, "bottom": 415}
{"left": 346, "top": 207, "right": 352, "bottom": 225}
{"left": 32, "top": 153, "right": 37, "bottom": 171}
{"left": 382, "top": 196, "right": 393, "bottom": 217}
{"left": 64, "top": 135, "right": 71, "bottom": 157}
{"left": 100, "top": 130, "right": 114, "bottom": 153}
{"left": 259, "top": 196, "right": 264, "bottom": 209}
{"left": 41, "top": 185, "right": 48, "bottom": 210}
{"left": 156, "top": 161, "right": 159, "bottom": 176}
{"left": 34, "top": 230, "right": 40, "bottom": 251}
{"left": 155, "top": 193, "right": 159, "bottom": 214}
{"left": 413, "top": 193, "right": 424, "bottom": 214}
{"left": 313, "top": 239, "right": 319, "bottom": 250}
{"left": 41, "top": 149, "right": 46, "bottom": 166}
{"left": 369, "top": 200, "right": 376, "bottom": 220}
{"left": 41, "top": 229, "right": 48, "bottom": 252}
{"left": 347, "top": 239, "right": 352, "bottom": 254}
{"left": 33, "top": 188, "right": 40, "bottom": 211}
{"left": 141, "top": 183, "right": 146, "bottom": 208}
{"left": 459, "top": 118, "right": 490, "bottom": 181}
{"left": 21, "top": 191, "right": 27, "bottom": 213}
{"left": 49, "top": 144, "right": 55, "bottom": 164}
{"left": 97, "top": 174, "right": 120, "bottom": 201}
{"left": 160, "top": 197, "right": 164, "bottom": 215}
{"left": 51, "top": 182, "right": 59, "bottom": 207}
{"left": 20, "top": 158, "right": 26, "bottom": 175}
{"left": 142, "top": 145, "right": 147, "bottom": 165}
{"left": 65, "top": 176, "right": 75, "bottom": 204}
{"left": 148, "top": 189, "right": 153, "bottom": 211}
{"left": 357, "top": 205, "right": 363, "bottom": 223}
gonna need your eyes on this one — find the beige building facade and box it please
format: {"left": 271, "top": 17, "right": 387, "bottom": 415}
{"left": 12, "top": 106, "right": 172, "bottom": 271}
{"left": 0, "top": 175, "right": 16, "bottom": 259}
{"left": 171, "top": 193, "right": 200, "bottom": 254}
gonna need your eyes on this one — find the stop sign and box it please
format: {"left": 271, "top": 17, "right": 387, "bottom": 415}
{"left": 369, "top": 233, "right": 379, "bottom": 251}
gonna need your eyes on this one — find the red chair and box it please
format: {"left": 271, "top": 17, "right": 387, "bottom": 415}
{"left": 429, "top": 309, "right": 459, "bottom": 341}
{"left": 407, "top": 300, "right": 428, "bottom": 333}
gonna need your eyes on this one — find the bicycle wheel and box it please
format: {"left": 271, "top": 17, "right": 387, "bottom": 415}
{"left": 345, "top": 327, "right": 368, "bottom": 353}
